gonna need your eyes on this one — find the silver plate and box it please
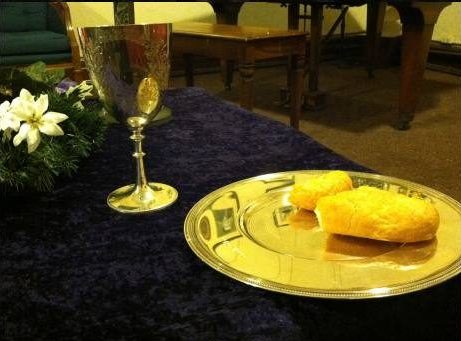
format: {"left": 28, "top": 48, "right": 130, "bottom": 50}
{"left": 184, "top": 171, "right": 461, "bottom": 299}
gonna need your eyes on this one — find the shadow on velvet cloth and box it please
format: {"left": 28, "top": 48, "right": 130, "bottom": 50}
{"left": 0, "top": 87, "right": 459, "bottom": 340}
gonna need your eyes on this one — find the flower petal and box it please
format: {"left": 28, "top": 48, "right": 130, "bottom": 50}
{"left": 10, "top": 97, "right": 22, "bottom": 109}
{"left": 38, "top": 122, "right": 64, "bottom": 136}
{"left": 0, "top": 120, "right": 8, "bottom": 131}
{"left": 0, "top": 101, "right": 11, "bottom": 113}
{"left": 26, "top": 127, "right": 41, "bottom": 153}
{"left": 0, "top": 122, "right": 7, "bottom": 131}
{"left": 42, "top": 112, "right": 68, "bottom": 124}
{"left": 19, "top": 89, "right": 35, "bottom": 102}
{"left": 78, "top": 81, "right": 93, "bottom": 97}
{"left": 65, "top": 85, "right": 77, "bottom": 95}
{"left": 80, "top": 80, "right": 92, "bottom": 89}
{"left": 35, "top": 94, "right": 49, "bottom": 117}
{"left": 9, "top": 116, "right": 21, "bottom": 131}
{"left": 0, "top": 113, "right": 21, "bottom": 131}
{"left": 10, "top": 100, "right": 34, "bottom": 121}
{"left": 13, "top": 123, "right": 31, "bottom": 146}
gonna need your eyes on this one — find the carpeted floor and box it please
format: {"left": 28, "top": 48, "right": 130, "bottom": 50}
{"left": 171, "top": 61, "right": 461, "bottom": 202}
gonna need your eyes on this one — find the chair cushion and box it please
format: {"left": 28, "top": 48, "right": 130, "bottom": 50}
{"left": 0, "top": 53, "right": 72, "bottom": 66}
{"left": 0, "top": 2, "right": 48, "bottom": 32}
{"left": 0, "top": 31, "right": 70, "bottom": 56}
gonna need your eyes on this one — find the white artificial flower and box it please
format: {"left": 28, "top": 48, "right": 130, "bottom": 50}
{"left": 66, "top": 81, "right": 93, "bottom": 109}
{"left": 11, "top": 89, "right": 68, "bottom": 153}
{"left": 0, "top": 100, "right": 21, "bottom": 133}
{"left": 16, "top": 88, "right": 35, "bottom": 103}
{"left": 66, "top": 80, "right": 93, "bottom": 100}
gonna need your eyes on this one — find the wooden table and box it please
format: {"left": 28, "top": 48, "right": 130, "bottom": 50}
{"left": 172, "top": 22, "right": 306, "bottom": 129}
{"left": 207, "top": 0, "right": 451, "bottom": 129}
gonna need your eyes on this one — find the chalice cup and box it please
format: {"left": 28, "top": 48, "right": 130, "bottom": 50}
{"left": 78, "top": 24, "right": 178, "bottom": 213}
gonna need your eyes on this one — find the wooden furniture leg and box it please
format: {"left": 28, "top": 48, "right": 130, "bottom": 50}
{"left": 211, "top": 3, "right": 243, "bottom": 90}
{"left": 220, "top": 60, "right": 235, "bottom": 90}
{"left": 393, "top": 2, "right": 450, "bottom": 130}
{"left": 366, "top": 0, "right": 386, "bottom": 78}
{"left": 287, "top": 3, "right": 300, "bottom": 30}
{"left": 305, "top": 3, "right": 326, "bottom": 110}
{"left": 239, "top": 61, "right": 255, "bottom": 110}
{"left": 290, "top": 54, "right": 306, "bottom": 130}
{"left": 211, "top": 3, "right": 242, "bottom": 25}
{"left": 184, "top": 54, "right": 194, "bottom": 87}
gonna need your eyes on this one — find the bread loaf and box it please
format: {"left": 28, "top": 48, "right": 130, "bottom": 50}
{"left": 315, "top": 186, "right": 439, "bottom": 243}
{"left": 289, "top": 171, "right": 353, "bottom": 211}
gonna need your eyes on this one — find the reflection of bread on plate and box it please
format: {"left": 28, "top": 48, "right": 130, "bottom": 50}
{"left": 289, "top": 171, "right": 352, "bottom": 211}
{"left": 325, "top": 234, "right": 399, "bottom": 259}
{"left": 289, "top": 209, "right": 318, "bottom": 229}
{"left": 315, "top": 186, "right": 440, "bottom": 243}
{"left": 324, "top": 234, "right": 437, "bottom": 266}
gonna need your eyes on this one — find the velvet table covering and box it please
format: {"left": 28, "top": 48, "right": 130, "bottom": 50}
{"left": 1, "top": 87, "right": 460, "bottom": 340}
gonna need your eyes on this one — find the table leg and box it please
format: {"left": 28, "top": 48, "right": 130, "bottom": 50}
{"left": 393, "top": 2, "right": 450, "bottom": 130}
{"left": 211, "top": 3, "right": 242, "bottom": 25}
{"left": 288, "top": 3, "right": 300, "bottom": 30}
{"left": 290, "top": 54, "right": 306, "bottom": 130}
{"left": 220, "top": 60, "right": 235, "bottom": 90}
{"left": 211, "top": 3, "right": 243, "bottom": 90}
{"left": 184, "top": 54, "right": 194, "bottom": 87}
{"left": 239, "top": 61, "right": 255, "bottom": 110}
{"left": 305, "top": 3, "right": 326, "bottom": 110}
{"left": 366, "top": 0, "right": 386, "bottom": 78}
{"left": 277, "top": 3, "right": 300, "bottom": 106}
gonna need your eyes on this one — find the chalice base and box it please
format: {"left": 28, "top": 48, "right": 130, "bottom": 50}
{"left": 107, "top": 182, "right": 178, "bottom": 213}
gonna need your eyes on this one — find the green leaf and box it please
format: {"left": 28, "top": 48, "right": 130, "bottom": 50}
{"left": 45, "top": 68, "right": 66, "bottom": 85}
{"left": 22, "top": 61, "right": 65, "bottom": 86}
{"left": 22, "top": 61, "right": 48, "bottom": 83}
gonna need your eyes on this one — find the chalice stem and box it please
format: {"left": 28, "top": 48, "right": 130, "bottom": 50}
{"left": 106, "top": 123, "right": 177, "bottom": 213}
{"left": 130, "top": 127, "right": 149, "bottom": 190}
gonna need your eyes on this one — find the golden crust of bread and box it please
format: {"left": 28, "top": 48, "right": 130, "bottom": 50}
{"left": 315, "top": 186, "right": 440, "bottom": 243}
{"left": 289, "top": 171, "right": 353, "bottom": 210}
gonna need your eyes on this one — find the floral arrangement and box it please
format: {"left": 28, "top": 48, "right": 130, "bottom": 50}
{"left": 0, "top": 63, "right": 106, "bottom": 194}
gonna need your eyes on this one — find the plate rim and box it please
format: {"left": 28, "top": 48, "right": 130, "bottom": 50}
{"left": 184, "top": 170, "right": 461, "bottom": 299}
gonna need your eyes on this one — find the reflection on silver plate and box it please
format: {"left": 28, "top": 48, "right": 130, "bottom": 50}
{"left": 184, "top": 171, "right": 461, "bottom": 299}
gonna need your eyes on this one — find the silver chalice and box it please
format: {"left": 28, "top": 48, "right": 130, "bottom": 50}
{"left": 78, "top": 23, "right": 178, "bottom": 213}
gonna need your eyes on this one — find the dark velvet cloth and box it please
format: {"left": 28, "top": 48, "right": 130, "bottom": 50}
{"left": 1, "top": 87, "right": 459, "bottom": 340}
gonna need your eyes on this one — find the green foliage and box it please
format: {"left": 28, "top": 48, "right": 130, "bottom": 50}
{"left": 0, "top": 67, "right": 49, "bottom": 103}
{"left": 23, "top": 61, "right": 65, "bottom": 86}
{"left": 0, "top": 67, "right": 107, "bottom": 195}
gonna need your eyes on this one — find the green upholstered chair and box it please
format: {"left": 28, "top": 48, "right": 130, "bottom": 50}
{"left": 0, "top": 2, "right": 86, "bottom": 81}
